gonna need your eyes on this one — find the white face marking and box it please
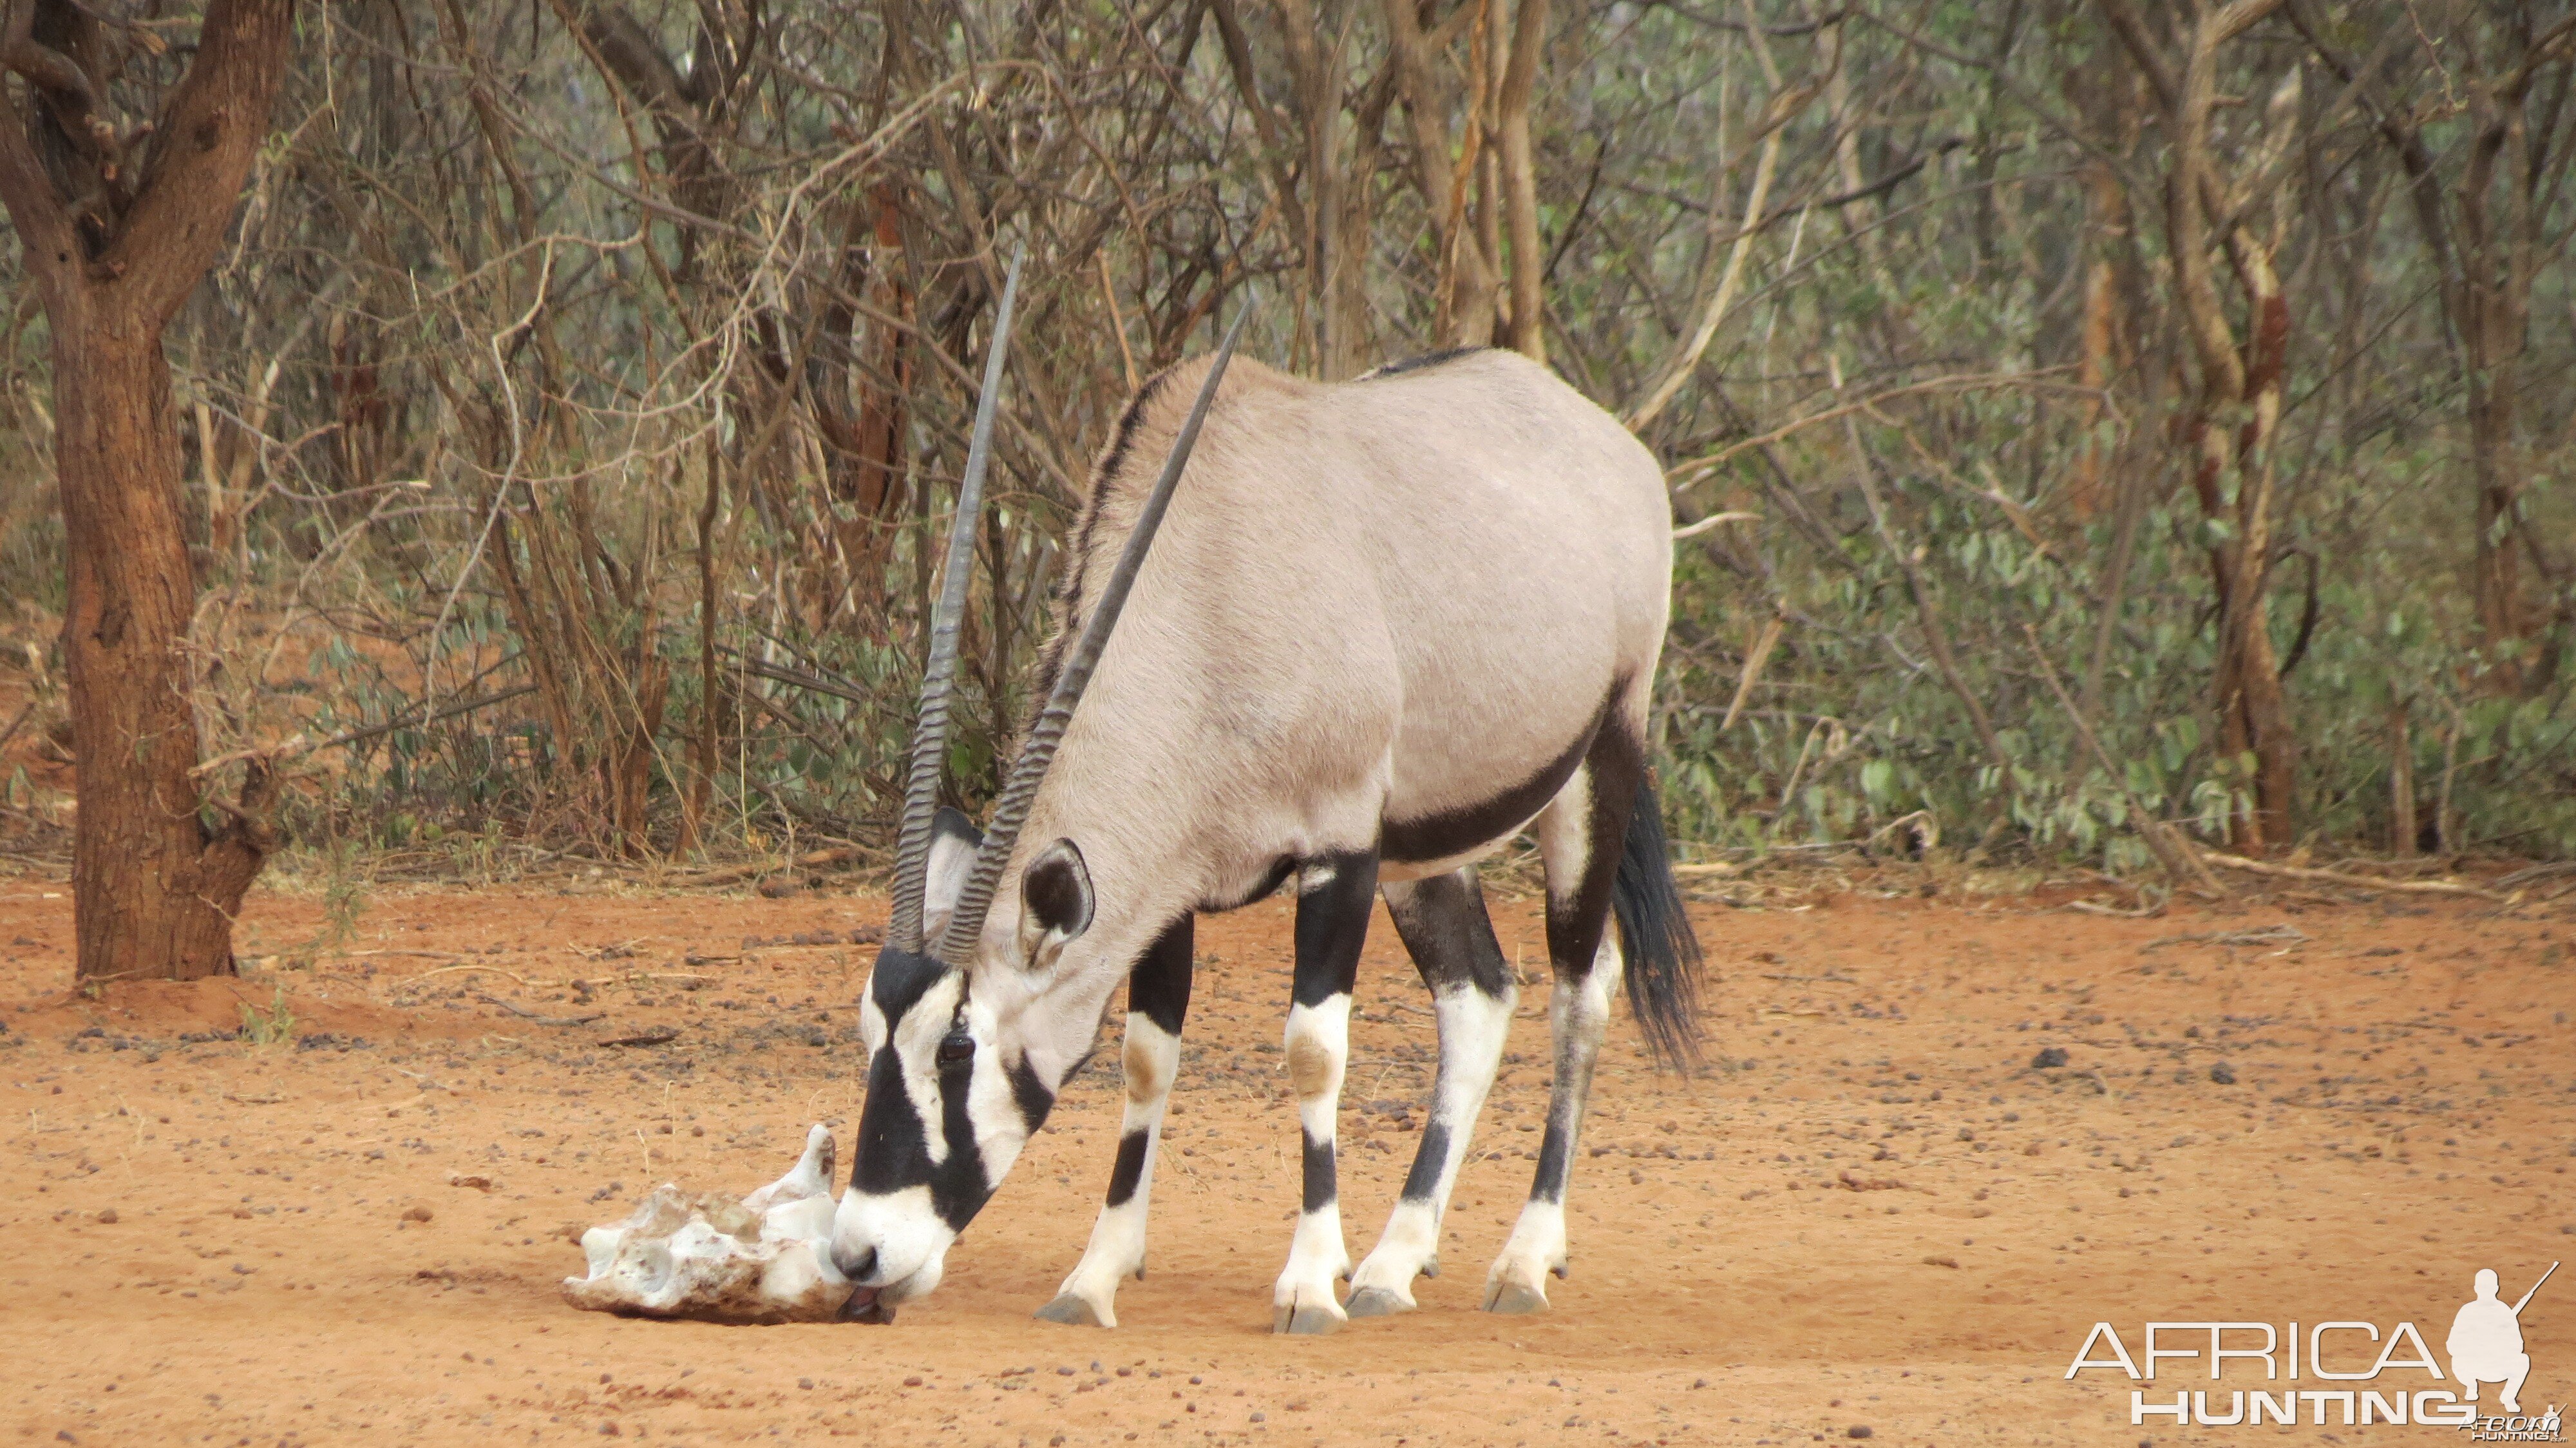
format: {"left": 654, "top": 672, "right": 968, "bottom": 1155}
{"left": 888, "top": 973, "right": 967, "bottom": 1169}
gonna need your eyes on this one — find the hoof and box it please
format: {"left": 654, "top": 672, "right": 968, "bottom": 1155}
{"left": 1033, "top": 1293, "right": 1108, "bottom": 1327}
{"left": 1272, "top": 1302, "right": 1346, "bottom": 1336}
{"left": 1482, "top": 1281, "right": 1549, "bottom": 1315}
{"left": 1343, "top": 1286, "right": 1413, "bottom": 1319}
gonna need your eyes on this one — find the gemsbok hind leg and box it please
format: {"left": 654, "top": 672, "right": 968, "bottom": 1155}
{"left": 1484, "top": 735, "right": 1642, "bottom": 1315}
{"left": 1035, "top": 915, "right": 1193, "bottom": 1328}
{"left": 1346, "top": 868, "right": 1515, "bottom": 1317}
{"left": 1273, "top": 853, "right": 1379, "bottom": 1335}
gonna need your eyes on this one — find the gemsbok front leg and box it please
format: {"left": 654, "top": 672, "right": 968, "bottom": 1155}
{"left": 1484, "top": 738, "right": 1642, "bottom": 1315}
{"left": 1274, "top": 853, "right": 1378, "bottom": 1335}
{"left": 1036, "top": 916, "right": 1195, "bottom": 1328}
{"left": 1346, "top": 868, "right": 1515, "bottom": 1318}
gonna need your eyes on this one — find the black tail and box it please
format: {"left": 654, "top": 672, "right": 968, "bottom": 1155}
{"left": 1611, "top": 776, "right": 1705, "bottom": 1072}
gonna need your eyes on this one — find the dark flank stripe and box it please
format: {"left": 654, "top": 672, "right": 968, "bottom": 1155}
{"left": 1400, "top": 1121, "right": 1452, "bottom": 1202}
{"left": 1301, "top": 1129, "right": 1338, "bottom": 1214}
{"left": 1380, "top": 683, "right": 1620, "bottom": 868}
{"left": 1104, "top": 1129, "right": 1153, "bottom": 1207}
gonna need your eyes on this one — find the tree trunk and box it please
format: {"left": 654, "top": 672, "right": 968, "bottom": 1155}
{"left": 54, "top": 297, "right": 272, "bottom": 982}
{"left": 0, "top": 0, "right": 298, "bottom": 985}
{"left": 2103, "top": 0, "right": 2299, "bottom": 850}
{"left": 1495, "top": 0, "right": 1549, "bottom": 361}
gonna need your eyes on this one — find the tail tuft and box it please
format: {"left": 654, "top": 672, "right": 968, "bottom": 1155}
{"left": 1612, "top": 776, "right": 1705, "bottom": 1072}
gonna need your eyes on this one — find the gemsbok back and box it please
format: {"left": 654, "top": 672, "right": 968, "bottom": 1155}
{"left": 833, "top": 267, "right": 1703, "bottom": 1335}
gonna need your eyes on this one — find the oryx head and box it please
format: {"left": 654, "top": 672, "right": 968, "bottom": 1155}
{"left": 831, "top": 260, "right": 1244, "bottom": 1322}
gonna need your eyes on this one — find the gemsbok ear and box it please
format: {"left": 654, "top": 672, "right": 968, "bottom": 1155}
{"left": 1017, "top": 839, "right": 1094, "bottom": 969}
{"left": 923, "top": 806, "right": 983, "bottom": 949}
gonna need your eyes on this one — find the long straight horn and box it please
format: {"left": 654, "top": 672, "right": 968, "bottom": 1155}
{"left": 934, "top": 306, "right": 1252, "bottom": 964}
{"left": 887, "top": 249, "right": 1023, "bottom": 953}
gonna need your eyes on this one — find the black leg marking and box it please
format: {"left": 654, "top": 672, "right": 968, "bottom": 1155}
{"left": 1128, "top": 913, "right": 1194, "bottom": 1036}
{"left": 1399, "top": 1121, "right": 1453, "bottom": 1201}
{"left": 1037, "top": 913, "right": 1196, "bottom": 1327}
{"left": 1484, "top": 723, "right": 1651, "bottom": 1315}
{"left": 1348, "top": 867, "right": 1519, "bottom": 1316}
{"left": 1382, "top": 869, "right": 1511, "bottom": 1206}
{"left": 1292, "top": 854, "right": 1379, "bottom": 1007}
{"left": 1104, "top": 1130, "right": 1152, "bottom": 1208}
{"left": 1382, "top": 867, "right": 1513, "bottom": 998}
{"left": 1275, "top": 852, "right": 1377, "bottom": 1335}
{"left": 1301, "top": 1129, "right": 1336, "bottom": 1213}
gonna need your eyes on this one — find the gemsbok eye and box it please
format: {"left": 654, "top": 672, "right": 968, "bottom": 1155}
{"left": 935, "top": 1032, "right": 975, "bottom": 1069}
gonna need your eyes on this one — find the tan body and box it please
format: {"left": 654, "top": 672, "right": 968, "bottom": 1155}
{"left": 981, "top": 348, "right": 1674, "bottom": 991}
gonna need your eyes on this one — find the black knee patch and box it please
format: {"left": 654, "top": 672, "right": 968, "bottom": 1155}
{"left": 1128, "top": 915, "right": 1194, "bottom": 1037}
{"left": 1292, "top": 853, "right": 1378, "bottom": 1008}
{"left": 1384, "top": 870, "right": 1513, "bottom": 999}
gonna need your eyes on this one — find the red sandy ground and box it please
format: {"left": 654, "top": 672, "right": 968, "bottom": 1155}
{"left": 1, "top": 873, "right": 2568, "bottom": 1447}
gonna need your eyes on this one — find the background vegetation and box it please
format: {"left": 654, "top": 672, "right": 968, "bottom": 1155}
{"left": 3, "top": 0, "right": 2571, "bottom": 881}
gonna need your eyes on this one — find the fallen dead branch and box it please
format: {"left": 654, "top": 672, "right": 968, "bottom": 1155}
{"left": 684, "top": 846, "right": 866, "bottom": 886}
{"left": 600, "top": 1027, "right": 681, "bottom": 1047}
{"left": 474, "top": 993, "right": 604, "bottom": 1027}
{"left": 2067, "top": 899, "right": 2164, "bottom": 919}
{"left": 406, "top": 964, "right": 540, "bottom": 987}
{"left": 2143, "top": 924, "right": 2309, "bottom": 952}
{"left": 2193, "top": 851, "right": 2505, "bottom": 901}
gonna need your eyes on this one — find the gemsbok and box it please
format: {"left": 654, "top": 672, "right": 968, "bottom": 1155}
{"left": 833, "top": 262, "right": 1703, "bottom": 1335}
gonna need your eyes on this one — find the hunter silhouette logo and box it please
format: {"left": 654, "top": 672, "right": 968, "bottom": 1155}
{"left": 2454, "top": 1263, "right": 2552, "bottom": 1414}
{"left": 2062, "top": 1259, "right": 2560, "bottom": 1436}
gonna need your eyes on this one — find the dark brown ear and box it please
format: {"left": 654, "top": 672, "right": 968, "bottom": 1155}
{"left": 1018, "top": 839, "right": 1094, "bottom": 960}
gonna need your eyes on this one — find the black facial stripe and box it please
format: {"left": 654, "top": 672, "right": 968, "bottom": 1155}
{"left": 1399, "top": 1121, "right": 1452, "bottom": 1203}
{"left": 1103, "top": 1129, "right": 1151, "bottom": 1208}
{"left": 867, "top": 946, "right": 949, "bottom": 1019}
{"left": 929, "top": 1049, "right": 992, "bottom": 1228}
{"left": 849, "top": 942, "right": 994, "bottom": 1229}
{"left": 1379, "top": 681, "right": 1623, "bottom": 866}
{"left": 851, "top": 1042, "right": 926, "bottom": 1194}
{"left": 1300, "top": 1127, "right": 1336, "bottom": 1214}
{"left": 1008, "top": 1053, "right": 1056, "bottom": 1135}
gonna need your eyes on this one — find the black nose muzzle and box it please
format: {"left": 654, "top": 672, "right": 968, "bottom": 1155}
{"left": 838, "top": 1246, "right": 878, "bottom": 1284}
